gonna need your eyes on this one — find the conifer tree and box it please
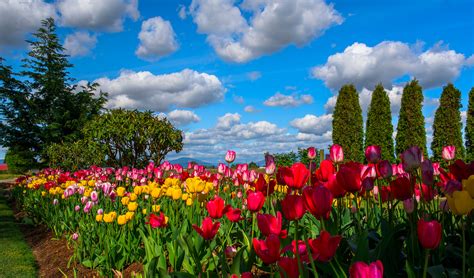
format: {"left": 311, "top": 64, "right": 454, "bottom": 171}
{"left": 395, "top": 80, "right": 427, "bottom": 157}
{"left": 431, "top": 84, "right": 465, "bottom": 160}
{"left": 332, "top": 84, "right": 364, "bottom": 162}
{"left": 365, "top": 84, "right": 395, "bottom": 162}
{"left": 465, "top": 87, "right": 474, "bottom": 161}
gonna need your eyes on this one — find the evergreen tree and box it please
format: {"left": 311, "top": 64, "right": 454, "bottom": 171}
{"left": 395, "top": 80, "right": 427, "bottom": 157}
{"left": 332, "top": 84, "right": 364, "bottom": 162}
{"left": 431, "top": 84, "right": 465, "bottom": 160}
{"left": 465, "top": 87, "right": 474, "bottom": 161}
{"left": 0, "top": 18, "right": 107, "bottom": 167}
{"left": 365, "top": 84, "right": 395, "bottom": 162}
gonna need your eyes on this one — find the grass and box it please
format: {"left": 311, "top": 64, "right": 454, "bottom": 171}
{"left": 0, "top": 173, "right": 19, "bottom": 180}
{"left": 0, "top": 190, "right": 37, "bottom": 277}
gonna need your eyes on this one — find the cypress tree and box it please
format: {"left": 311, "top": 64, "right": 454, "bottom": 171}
{"left": 465, "top": 87, "right": 474, "bottom": 161}
{"left": 431, "top": 84, "right": 465, "bottom": 160}
{"left": 365, "top": 84, "right": 395, "bottom": 162}
{"left": 395, "top": 80, "right": 427, "bottom": 157}
{"left": 332, "top": 84, "right": 364, "bottom": 162}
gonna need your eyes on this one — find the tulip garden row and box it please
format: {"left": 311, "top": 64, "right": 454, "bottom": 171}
{"left": 12, "top": 145, "right": 474, "bottom": 277}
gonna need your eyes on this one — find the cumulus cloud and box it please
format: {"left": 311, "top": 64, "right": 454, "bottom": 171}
{"left": 178, "top": 5, "right": 187, "bottom": 19}
{"left": 290, "top": 114, "right": 333, "bottom": 135}
{"left": 166, "top": 110, "right": 200, "bottom": 126}
{"left": 171, "top": 112, "right": 332, "bottom": 162}
{"left": 244, "top": 105, "right": 259, "bottom": 113}
{"left": 0, "top": 0, "right": 56, "bottom": 49}
{"left": 89, "top": 69, "right": 226, "bottom": 112}
{"left": 136, "top": 17, "right": 179, "bottom": 61}
{"left": 189, "top": 0, "right": 343, "bottom": 63}
{"left": 57, "top": 0, "right": 139, "bottom": 32}
{"left": 64, "top": 31, "right": 97, "bottom": 57}
{"left": 312, "top": 41, "right": 473, "bottom": 90}
{"left": 264, "top": 93, "right": 313, "bottom": 107}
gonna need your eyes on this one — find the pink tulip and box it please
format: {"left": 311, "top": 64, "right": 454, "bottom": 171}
{"left": 442, "top": 145, "right": 455, "bottom": 161}
{"left": 401, "top": 146, "right": 422, "bottom": 172}
{"left": 265, "top": 153, "right": 276, "bottom": 175}
{"left": 307, "top": 147, "right": 317, "bottom": 160}
{"left": 72, "top": 233, "right": 79, "bottom": 241}
{"left": 225, "top": 150, "right": 236, "bottom": 163}
{"left": 90, "top": 190, "right": 98, "bottom": 202}
{"left": 74, "top": 205, "right": 80, "bottom": 211}
{"left": 349, "top": 260, "right": 384, "bottom": 278}
{"left": 330, "top": 144, "right": 344, "bottom": 163}
{"left": 365, "top": 145, "right": 381, "bottom": 163}
{"left": 218, "top": 163, "right": 226, "bottom": 174}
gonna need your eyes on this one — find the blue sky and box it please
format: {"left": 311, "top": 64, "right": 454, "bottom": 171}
{"left": 0, "top": 0, "right": 473, "bottom": 163}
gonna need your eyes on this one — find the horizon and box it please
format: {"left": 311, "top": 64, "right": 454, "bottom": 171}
{"left": 0, "top": 0, "right": 473, "bottom": 162}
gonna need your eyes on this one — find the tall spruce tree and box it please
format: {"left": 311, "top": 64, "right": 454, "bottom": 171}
{"left": 395, "top": 80, "right": 427, "bottom": 157}
{"left": 465, "top": 87, "right": 474, "bottom": 161}
{"left": 365, "top": 84, "right": 395, "bottom": 162}
{"left": 0, "top": 18, "right": 106, "bottom": 168}
{"left": 431, "top": 84, "right": 465, "bottom": 160}
{"left": 332, "top": 84, "right": 364, "bottom": 162}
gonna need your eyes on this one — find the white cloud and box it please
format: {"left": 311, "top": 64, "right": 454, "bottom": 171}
{"left": 136, "top": 17, "right": 179, "bottom": 61}
{"left": 64, "top": 31, "right": 97, "bottom": 57}
{"left": 0, "top": 0, "right": 56, "bottom": 49}
{"left": 244, "top": 105, "right": 259, "bottom": 113}
{"left": 57, "top": 0, "right": 139, "bottom": 32}
{"left": 312, "top": 41, "right": 473, "bottom": 90}
{"left": 167, "top": 110, "right": 200, "bottom": 126}
{"left": 290, "top": 114, "right": 333, "bottom": 135}
{"left": 216, "top": 113, "right": 241, "bottom": 130}
{"left": 264, "top": 93, "right": 313, "bottom": 107}
{"left": 247, "top": 71, "right": 262, "bottom": 81}
{"left": 324, "top": 95, "right": 337, "bottom": 113}
{"left": 233, "top": 95, "right": 245, "bottom": 104}
{"left": 178, "top": 5, "right": 187, "bottom": 19}
{"left": 189, "top": 0, "right": 343, "bottom": 63}
{"left": 90, "top": 69, "right": 226, "bottom": 112}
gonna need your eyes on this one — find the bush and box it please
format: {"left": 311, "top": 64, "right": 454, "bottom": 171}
{"left": 4, "top": 148, "right": 37, "bottom": 174}
{"left": 46, "top": 140, "right": 106, "bottom": 171}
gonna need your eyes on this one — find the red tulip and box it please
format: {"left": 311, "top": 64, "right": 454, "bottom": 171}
{"left": 417, "top": 219, "right": 442, "bottom": 249}
{"left": 330, "top": 144, "right": 344, "bottom": 163}
{"left": 254, "top": 174, "right": 274, "bottom": 196}
{"left": 192, "top": 217, "right": 220, "bottom": 240}
{"left": 376, "top": 160, "right": 392, "bottom": 179}
{"left": 365, "top": 145, "right": 381, "bottom": 163}
{"left": 336, "top": 162, "right": 362, "bottom": 193}
{"left": 278, "top": 257, "right": 300, "bottom": 278}
{"left": 281, "top": 194, "right": 306, "bottom": 220}
{"left": 308, "top": 230, "right": 341, "bottom": 262}
{"left": 349, "top": 260, "right": 384, "bottom": 278}
{"left": 401, "top": 146, "right": 422, "bottom": 172}
{"left": 303, "top": 185, "right": 333, "bottom": 220}
{"left": 206, "top": 196, "right": 229, "bottom": 219}
{"left": 324, "top": 173, "right": 346, "bottom": 197}
{"left": 225, "top": 150, "right": 236, "bottom": 163}
{"left": 257, "top": 211, "right": 287, "bottom": 238}
{"left": 442, "top": 145, "right": 456, "bottom": 161}
{"left": 421, "top": 160, "right": 434, "bottom": 186}
{"left": 253, "top": 234, "right": 281, "bottom": 264}
{"left": 307, "top": 147, "right": 317, "bottom": 160}
{"left": 226, "top": 207, "right": 243, "bottom": 222}
{"left": 315, "top": 160, "right": 335, "bottom": 182}
{"left": 247, "top": 191, "right": 265, "bottom": 212}
{"left": 278, "top": 162, "right": 310, "bottom": 189}
{"left": 147, "top": 212, "right": 167, "bottom": 228}
{"left": 390, "top": 175, "right": 412, "bottom": 201}
{"left": 281, "top": 240, "right": 310, "bottom": 263}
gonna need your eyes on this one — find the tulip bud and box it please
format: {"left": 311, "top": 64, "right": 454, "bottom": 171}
{"left": 365, "top": 145, "right": 381, "bottom": 163}
{"left": 72, "top": 233, "right": 79, "bottom": 241}
{"left": 307, "top": 147, "right": 317, "bottom": 160}
{"left": 376, "top": 160, "right": 392, "bottom": 179}
{"left": 90, "top": 190, "right": 98, "bottom": 202}
{"left": 225, "top": 246, "right": 237, "bottom": 258}
{"left": 401, "top": 146, "right": 422, "bottom": 172}
{"left": 330, "top": 144, "right": 344, "bottom": 163}
{"left": 417, "top": 219, "right": 442, "bottom": 249}
{"left": 349, "top": 261, "right": 384, "bottom": 278}
{"left": 217, "top": 163, "right": 226, "bottom": 174}
{"left": 225, "top": 150, "right": 236, "bottom": 163}
{"left": 97, "top": 208, "right": 104, "bottom": 215}
{"left": 403, "top": 198, "right": 415, "bottom": 213}
{"left": 53, "top": 199, "right": 58, "bottom": 205}
{"left": 265, "top": 153, "right": 276, "bottom": 175}
{"left": 442, "top": 145, "right": 456, "bottom": 161}
{"left": 74, "top": 205, "right": 80, "bottom": 212}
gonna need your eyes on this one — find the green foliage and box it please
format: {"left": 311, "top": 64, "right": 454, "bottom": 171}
{"left": 83, "top": 109, "right": 184, "bottom": 168}
{"left": 46, "top": 140, "right": 106, "bottom": 171}
{"left": 466, "top": 87, "right": 474, "bottom": 161}
{"left": 4, "top": 148, "right": 37, "bottom": 174}
{"left": 0, "top": 18, "right": 107, "bottom": 169}
{"left": 365, "top": 84, "right": 395, "bottom": 162}
{"left": 332, "top": 84, "right": 364, "bottom": 162}
{"left": 298, "top": 148, "right": 310, "bottom": 166}
{"left": 248, "top": 162, "right": 259, "bottom": 169}
{"left": 395, "top": 80, "right": 427, "bottom": 157}
{"left": 273, "top": 151, "right": 298, "bottom": 167}
{"left": 431, "top": 84, "right": 465, "bottom": 160}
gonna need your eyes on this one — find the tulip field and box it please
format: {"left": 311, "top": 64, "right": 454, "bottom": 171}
{"left": 12, "top": 145, "right": 474, "bottom": 277}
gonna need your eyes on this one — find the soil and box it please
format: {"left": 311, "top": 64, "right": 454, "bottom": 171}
{"left": 1, "top": 182, "right": 143, "bottom": 277}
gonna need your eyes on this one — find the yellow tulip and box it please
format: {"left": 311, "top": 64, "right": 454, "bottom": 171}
{"left": 447, "top": 190, "right": 474, "bottom": 215}
{"left": 117, "top": 215, "right": 127, "bottom": 225}
{"left": 96, "top": 214, "right": 103, "bottom": 222}
{"left": 463, "top": 175, "right": 474, "bottom": 198}
{"left": 117, "top": 187, "right": 126, "bottom": 197}
{"left": 151, "top": 188, "right": 161, "bottom": 198}
{"left": 186, "top": 198, "right": 193, "bottom": 206}
{"left": 142, "top": 209, "right": 147, "bottom": 214}
{"left": 128, "top": 202, "right": 138, "bottom": 211}
{"left": 125, "top": 211, "right": 134, "bottom": 221}
{"left": 130, "top": 193, "right": 138, "bottom": 201}
{"left": 103, "top": 213, "right": 116, "bottom": 223}
{"left": 172, "top": 188, "right": 182, "bottom": 200}
{"left": 41, "top": 191, "right": 46, "bottom": 197}
{"left": 134, "top": 186, "right": 143, "bottom": 195}
{"left": 121, "top": 197, "right": 130, "bottom": 206}
{"left": 152, "top": 205, "right": 160, "bottom": 212}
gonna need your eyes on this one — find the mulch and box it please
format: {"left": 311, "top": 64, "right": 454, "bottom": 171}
{"left": 1, "top": 182, "right": 143, "bottom": 277}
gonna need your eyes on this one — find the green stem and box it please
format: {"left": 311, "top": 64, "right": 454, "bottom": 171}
{"left": 303, "top": 233, "right": 318, "bottom": 278}
{"left": 422, "top": 249, "right": 429, "bottom": 278}
{"left": 462, "top": 217, "right": 466, "bottom": 278}
{"left": 294, "top": 220, "right": 305, "bottom": 277}
{"left": 251, "top": 213, "right": 256, "bottom": 240}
